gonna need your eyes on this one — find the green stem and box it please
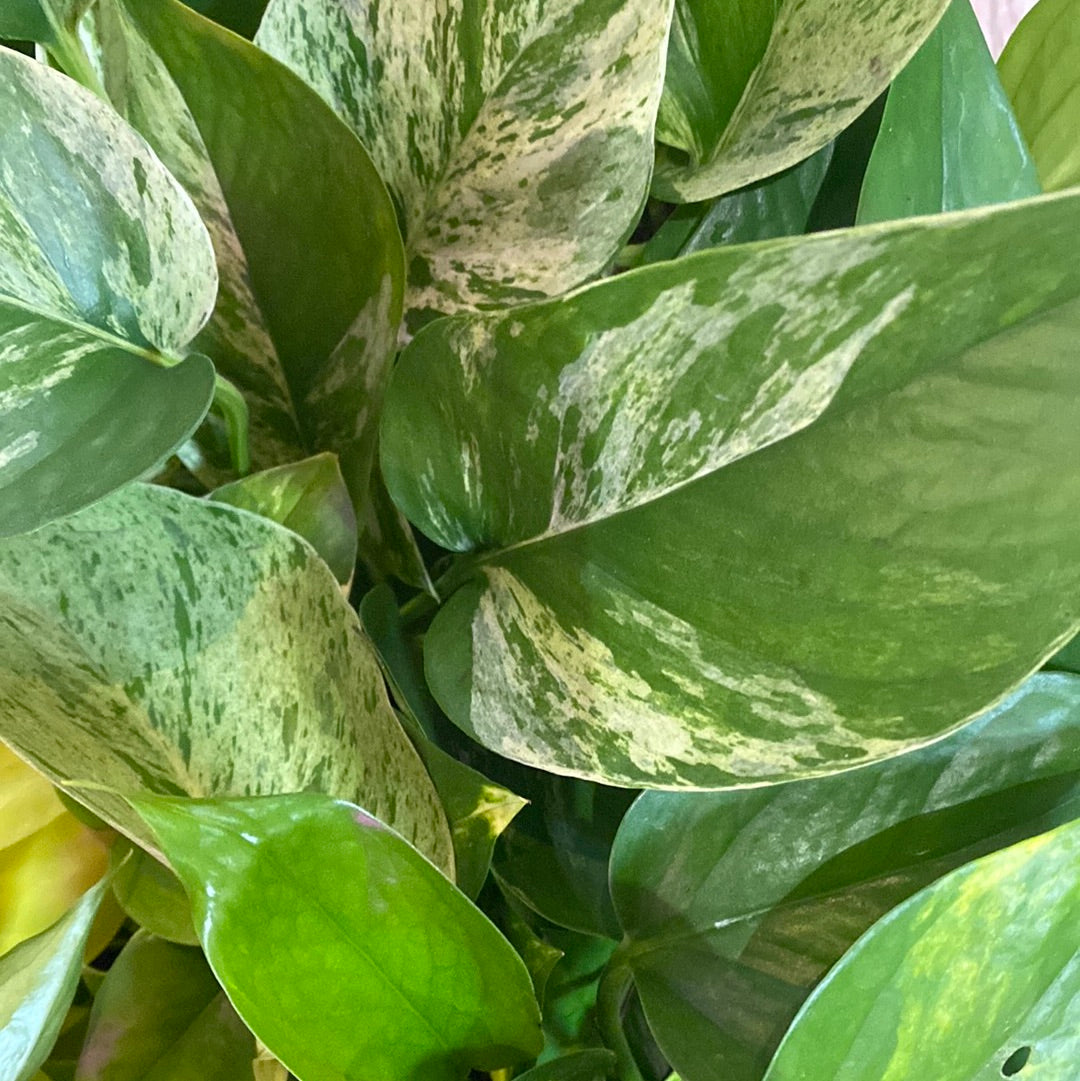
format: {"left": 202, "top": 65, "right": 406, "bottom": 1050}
{"left": 47, "top": 25, "right": 108, "bottom": 100}
{"left": 212, "top": 375, "right": 251, "bottom": 476}
{"left": 596, "top": 947, "right": 646, "bottom": 1081}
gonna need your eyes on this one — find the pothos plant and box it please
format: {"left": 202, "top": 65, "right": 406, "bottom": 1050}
{"left": 1, "top": 0, "right": 1079, "bottom": 1078}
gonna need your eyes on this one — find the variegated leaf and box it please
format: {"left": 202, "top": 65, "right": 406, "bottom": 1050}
{"left": 86, "top": 0, "right": 426, "bottom": 585}
{"left": 0, "top": 46, "right": 219, "bottom": 535}
{"left": 610, "top": 672, "right": 1080, "bottom": 1081}
{"left": 653, "top": 0, "right": 950, "bottom": 202}
{"left": 256, "top": 0, "right": 674, "bottom": 320}
{"left": 0, "top": 484, "right": 452, "bottom": 872}
{"left": 382, "top": 189, "right": 1080, "bottom": 788}
{"left": 763, "top": 817, "right": 1080, "bottom": 1081}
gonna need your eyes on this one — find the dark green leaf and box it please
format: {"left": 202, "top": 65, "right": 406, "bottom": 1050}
{"left": 514, "top": 1050, "right": 616, "bottom": 1081}
{"left": 653, "top": 0, "right": 950, "bottom": 200}
{"left": 185, "top": 0, "right": 267, "bottom": 38}
{"left": 1047, "top": 632, "right": 1080, "bottom": 675}
{"left": 210, "top": 454, "right": 357, "bottom": 585}
{"left": 0, "top": 484, "right": 452, "bottom": 871}
{"left": 132, "top": 793, "right": 543, "bottom": 1081}
{"left": 0, "top": 2, "right": 53, "bottom": 41}
{"left": 75, "top": 931, "right": 254, "bottom": 1081}
{"left": 0, "top": 46, "right": 218, "bottom": 536}
{"left": 642, "top": 143, "right": 832, "bottom": 264}
{"left": 609, "top": 673, "right": 1080, "bottom": 1081}
{"left": 999, "top": 0, "right": 1080, "bottom": 192}
{"left": 762, "top": 817, "right": 1080, "bottom": 1081}
{"left": 384, "top": 189, "right": 1080, "bottom": 788}
{"left": 858, "top": 0, "right": 1040, "bottom": 224}
{"left": 257, "top": 0, "right": 672, "bottom": 320}
{"left": 0, "top": 883, "right": 106, "bottom": 1081}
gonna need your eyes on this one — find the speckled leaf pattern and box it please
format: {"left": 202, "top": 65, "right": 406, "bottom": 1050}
{"left": 133, "top": 794, "right": 543, "bottom": 1081}
{"left": 76, "top": 932, "right": 255, "bottom": 1081}
{"left": 256, "top": 0, "right": 673, "bottom": 319}
{"left": 999, "top": 0, "right": 1080, "bottom": 192}
{"left": 857, "top": 0, "right": 1040, "bottom": 224}
{"left": 90, "top": 0, "right": 425, "bottom": 586}
{"left": 609, "top": 672, "right": 1080, "bottom": 1081}
{"left": 0, "top": 484, "right": 452, "bottom": 872}
{"left": 0, "top": 881, "right": 106, "bottom": 1081}
{"left": 763, "top": 817, "right": 1080, "bottom": 1081}
{"left": 652, "top": 0, "right": 951, "bottom": 202}
{"left": 383, "top": 189, "right": 1080, "bottom": 788}
{"left": 0, "top": 47, "right": 219, "bottom": 535}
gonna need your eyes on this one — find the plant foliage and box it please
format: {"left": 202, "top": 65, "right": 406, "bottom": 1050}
{"left": 1, "top": 1, "right": 1078, "bottom": 1080}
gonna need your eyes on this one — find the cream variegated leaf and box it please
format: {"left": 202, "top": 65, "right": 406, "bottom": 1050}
{"left": 0, "top": 46, "right": 218, "bottom": 536}
{"left": 85, "top": 0, "right": 426, "bottom": 586}
{"left": 256, "top": 0, "right": 674, "bottom": 320}
{"left": 653, "top": 0, "right": 951, "bottom": 202}
{"left": 0, "top": 484, "right": 453, "bottom": 872}
{"left": 382, "top": 189, "right": 1080, "bottom": 788}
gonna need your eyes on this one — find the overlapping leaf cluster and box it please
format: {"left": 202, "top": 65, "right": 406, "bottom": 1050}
{"left": 0, "top": 0, "right": 1079, "bottom": 1079}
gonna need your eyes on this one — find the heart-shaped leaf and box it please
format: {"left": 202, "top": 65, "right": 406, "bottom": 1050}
{"left": 86, "top": 0, "right": 422, "bottom": 584}
{"left": 75, "top": 931, "right": 254, "bottom": 1081}
{"left": 109, "top": 845, "right": 198, "bottom": 946}
{"left": 653, "top": 0, "right": 950, "bottom": 201}
{"left": 762, "top": 816, "right": 1080, "bottom": 1081}
{"left": 998, "top": 0, "right": 1080, "bottom": 192}
{"left": 384, "top": 189, "right": 1080, "bottom": 788}
{"left": 0, "top": 484, "right": 451, "bottom": 871}
{"left": 858, "top": 0, "right": 1040, "bottom": 224}
{"left": 0, "top": 882, "right": 107, "bottom": 1081}
{"left": 256, "top": 0, "right": 673, "bottom": 322}
{"left": 609, "top": 672, "right": 1080, "bottom": 1081}
{"left": 0, "top": 46, "right": 218, "bottom": 536}
{"left": 133, "top": 793, "right": 543, "bottom": 1081}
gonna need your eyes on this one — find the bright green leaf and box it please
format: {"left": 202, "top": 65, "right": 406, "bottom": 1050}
{"left": 609, "top": 673, "right": 1080, "bottom": 1081}
{"left": 87, "top": 0, "right": 423, "bottom": 585}
{"left": 858, "top": 0, "right": 1040, "bottom": 224}
{"left": 256, "top": 0, "right": 673, "bottom": 321}
{"left": 0, "top": 484, "right": 452, "bottom": 872}
{"left": 75, "top": 931, "right": 254, "bottom": 1081}
{"left": 642, "top": 142, "right": 832, "bottom": 264}
{"left": 384, "top": 189, "right": 1080, "bottom": 788}
{"left": 110, "top": 845, "right": 198, "bottom": 947}
{"left": 0, "top": 46, "right": 218, "bottom": 536}
{"left": 210, "top": 454, "right": 357, "bottom": 585}
{"left": 653, "top": 0, "right": 950, "bottom": 201}
{"left": 132, "top": 793, "right": 543, "bottom": 1081}
{"left": 763, "top": 817, "right": 1080, "bottom": 1081}
{"left": 0, "top": 882, "right": 106, "bottom": 1081}
{"left": 998, "top": 0, "right": 1080, "bottom": 192}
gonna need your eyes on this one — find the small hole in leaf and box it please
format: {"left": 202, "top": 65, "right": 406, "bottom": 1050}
{"left": 1001, "top": 1046, "right": 1032, "bottom": 1076}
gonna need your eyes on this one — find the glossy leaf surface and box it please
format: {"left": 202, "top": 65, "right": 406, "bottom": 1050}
{"left": 0, "top": 883, "right": 106, "bottom": 1081}
{"left": 999, "top": 0, "right": 1080, "bottom": 192}
{"left": 0, "top": 747, "right": 110, "bottom": 957}
{"left": 642, "top": 143, "right": 832, "bottom": 264}
{"left": 210, "top": 454, "right": 357, "bottom": 585}
{"left": 610, "top": 673, "right": 1080, "bottom": 1081}
{"left": 0, "top": 46, "right": 217, "bottom": 536}
{"left": 133, "top": 794, "right": 543, "bottom": 1081}
{"left": 763, "top": 818, "right": 1080, "bottom": 1081}
{"left": 76, "top": 932, "right": 253, "bottom": 1081}
{"left": 652, "top": 0, "right": 950, "bottom": 201}
{"left": 858, "top": 0, "right": 1040, "bottom": 224}
{"left": 385, "top": 190, "right": 1080, "bottom": 788}
{"left": 256, "top": 0, "right": 672, "bottom": 320}
{"left": 0, "top": 484, "right": 451, "bottom": 870}
{"left": 91, "top": 0, "right": 419, "bottom": 583}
